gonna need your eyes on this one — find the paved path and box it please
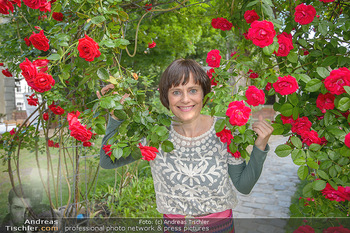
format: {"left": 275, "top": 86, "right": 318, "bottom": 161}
{"left": 232, "top": 135, "right": 300, "bottom": 232}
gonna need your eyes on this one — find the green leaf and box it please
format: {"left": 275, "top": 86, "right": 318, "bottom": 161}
{"left": 238, "top": 125, "right": 246, "bottom": 134}
{"left": 97, "top": 68, "right": 109, "bottom": 80}
{"left": 317, "top": 170, "right": 329, "bottom": 180}
{"left": 291, "top": 149, "right": 305, "bottom": 161}
{"left": 91, "top": 16, "right": 106, "bottom": 24}
{"left": 262, "top": 0, "right": 273, "bottom": 6}
{"left": 298, "top": 39, "right": 308, "bottom": 47}
{"left": 322, "top": 56, "right": 337, "bottom": 67}
{"left": 306, "top": 160, "right": 319, "bottom": 169}
{"left": 303, "top": 183, "right": 313, "bottom": 197}
{"left": 291, "top": 136, "right": 302, "bottom": 149}
{"left": 344, "top": 86, "right": 350, "bottom": 95}
{"left": 263, "top": 42, "right": 278, "bottom": 55}
{"left": 229, "top": 143, "right": 238, "bottom": 154}
{"left": 309, "top": 144, "right": 321, "bottom": 151}
{"left": 312, "top": 180, "right": 326, "bottom": 191}
{"left": 161, "top": 140, "right": 174, "bottom": 152}
{"left": 305, "top": 79, "right": 322, "bottom": 92}
{"left": 340, "top": 146, "right": 350, "bottom": 157}
{"left": 246, "top": 0, "right": 259, "bottom": 8}
{"left": 293, "top": 158, "right": 306, "bottom": 165}
{"left": 275, "top": 144, "right": 292, "bottom": 157}
{"left": 271, "top": 123, "right": 284, "bottom": 135}
{"left": 93, "top": 123, "right": 105, "bottom": 135}
{"left": 215, "top": 118, "right": 226, "bottom": 133}
{"left": 114, "top": 110, "right": 127, "bottom": 120}
{"left": 112, "top": 147, "right": 123, "bottom": 159}
{"left": 155, "top": 126, "right": 168, "bottom": 136}
{"left": 131, "top": 146, "right": 142, "bottom": 160}
{"left": 279, "top": 103, "right": 293, "bottom": 117}
{"left": 318, "top": 22, "right": 328, "bottom": 36}
{"left": 100, "top": 97, "right": 116, "bottom": 109}
{"left": 262, "top": 4, "right": 274, "bottom": 18}
{"left": 47, "top": 54, "right": 61, "bottom": 60}
{"left": 336, "top": 97, "right": 350, "bottom": 112}
{"left": 288, "top": 93, "right": 299, "bottom": 106}
{"left": 118, "top": 10, "right": 129, "bottom": 21}
{"left": 298, "top": 166, "right": 308, "bottom": 180}
{"left": 316, "top": 67, "right": 330, "bottom": 78}
{"left": 292, "top": 107, "right": 299, "bottom": 120}
{"left": 326, "top": 125, "right": 346, "bottom": 137}
{"left": 287, "top": 52, "right": 298, "bottom": 63}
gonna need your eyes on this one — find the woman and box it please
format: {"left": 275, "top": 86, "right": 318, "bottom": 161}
{"left": 98, "top": 59, "right": 274, "bottom": 232}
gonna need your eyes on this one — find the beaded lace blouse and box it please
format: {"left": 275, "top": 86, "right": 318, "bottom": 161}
{"left": 149, "top": 117, "right": 245, "bottom": 215}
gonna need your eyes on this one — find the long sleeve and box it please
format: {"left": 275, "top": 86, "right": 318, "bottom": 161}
{"left": 99, "top": 116, "right": 137, "bottom": 169}
{"left": 228, "top": 144, "right": 269, "bottom": 195}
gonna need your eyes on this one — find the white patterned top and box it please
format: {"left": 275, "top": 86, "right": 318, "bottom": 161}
{"left": 149, "top": 117, "right": 245, "bottom": 215}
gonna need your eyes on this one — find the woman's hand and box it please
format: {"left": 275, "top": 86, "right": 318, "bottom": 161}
{"left": 252, "top": 115, "right": 274, "bottom": 151}
{"left": 96, "top": 84, "right": 130, "bottom": 120}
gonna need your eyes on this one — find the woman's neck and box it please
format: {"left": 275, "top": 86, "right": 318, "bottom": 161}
{"left": 173, "top": 115, "right": 212, "bottom": 137}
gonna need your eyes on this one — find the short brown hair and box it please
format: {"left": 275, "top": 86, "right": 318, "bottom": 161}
{"left": 159, "top": 59, "right": 211, "bottom": 109}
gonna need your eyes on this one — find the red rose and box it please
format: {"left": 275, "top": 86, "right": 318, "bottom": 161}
{"left": 265, "top": 82, "right": 272, "bottom": 91}
{"left": 20, "top": 58, "right": 37, "bottom": 87}
{"left": 32, "top": 72, "right": 55, "bottom": 92}
{"left": 69, "top": 122, "right": 92, "bottom": 142}
{"left": 303, "top": 49, "right": 309, "bottom": 55}
{"left": 274, "top": 32, "right": 294, "bottom": 57}
{"left": 48, "top": 139, "right": 59, "bottom": 147}
{"left": 300, "top": 130, "right": 321, "bottom": 146}
{"left": 207, "top": 68, "right": 217, "bottom": 86}
{"left": 244, "top": 10, "right": 260, "bottom": 24}
{"left": 33, "top": 58, "right": 49, "bottom": 73}
{"left": 294, "top": 4, "right": 316, "bottom": 25}
{"left": 52, "top": 12, "right": 64, "bottom": 21}
{"left": 43, "top": 112, "right": 49, "bottom": 121}
{"left": 139, "top": 143, "right": 158, "bottom": 161}
{"left": 145, "top": 3, "right": 152, "bottom": 11}
{"left": 230, "top": 51, "right": 239, "bottom": 60}
{"left": 324, "top": 67, "right": 350, "bottom": 95}
{"left": 322, "top": 183, "right": 350, "bottom": 202}
{"left": 2, "top": 69, "right": 12, "bottom": 77}
{"left": 103, "top": 145, "right": 112, "bottom": 157}
{"left": 39, "top": 0, "right": 50, "bottom": 12}
{"left": 148, "top": 41, "right": 156, "bottom": 48}
{"left": 243, "top": 31, "right": 249, "bottom": 40}
{"left": 24, "top": 37, "right": 31, "bottom": 46}
{"left": 67, "top": 111, "right": 80, "bottom": 125}
{"left": 216, "top": 127, "right": 233, "bottom": 144}
{"left": 316, "top": 93, "right": 335, "bottom": 113}
{"left": 211, "top": 17, "right": 233, "bottom": 31}
{"left": 9, "top": 128, "right": 16, "bottom": 135}
{"left": 245, "top": 86, "right": 265, "bottom": 106}
{"left": 206, "top": 50, "right": 221, "bottom": 68}
{"left": 281, "top": 115, "right": 295, "bottom": 125}
{"left": 226, "top": 100, "right": 251, "bottom": 126}
{"left": 27, "top": 93, "right": 39, "bottom": 106}
{"left": 293, "top": 225, "right": 315, "bottom": 233}
{"left": 0, "top": 63, "right": 3, "bottom": 66}
{"left": 23, "top": 0, "right": 46, "bottom": 9}
{"left": 78, "top": 34, "right": 101, "bottom": 62}
{"left": 227, "top": 146, "right": 241, "bottom": 159}
{"left": 248, "top": 69, "right": 259, "bottom": 79}
{"left": 291, "top": 116, "right": 312, "bottom": 135}
{"left": 49, "top": 102, "right": 65, "bottom": 115}
{"left": 319, "top": 0, "right": 335, "bottom": 2}
{"left": 247, "top": 20, "right": 276, "bottom": 48}
{"left": 273, "top": 75, "right": 299, "bottom": 95}
{"left": 345, "top": 133, "right": 350, "bottom": 148}
{"left": 0, "top": 0, "right": 20, "bottom": 14}
{"left": 29, "top": 30, "right": 50, "bottom": 51}
{"left": 83, "top": 141, "right": 92, "bottom": 147}
{"left": 320, "top": 136, "right": 328, "bottom": 146}
{"left": 324, "top": 226, "right": 350, "bottom": 233}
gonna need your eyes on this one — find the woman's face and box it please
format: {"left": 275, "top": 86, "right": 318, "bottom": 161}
{"left": 168, "top": 74, "right": 203, "bottom": 124}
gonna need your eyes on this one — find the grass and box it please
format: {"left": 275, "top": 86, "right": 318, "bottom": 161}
{"left": 0, "top": 137, "right": 159, "bottom": 220}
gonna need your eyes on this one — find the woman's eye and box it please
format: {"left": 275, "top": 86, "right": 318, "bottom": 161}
{"left": 190, "top": 89, "right": 197, "bottom": 94}
{"left": 173, "top": 91, "right": 181, "bottom": 95}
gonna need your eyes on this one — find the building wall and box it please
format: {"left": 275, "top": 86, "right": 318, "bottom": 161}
{"left": 0, "top": 73, "right": 16, "bottom": 120}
